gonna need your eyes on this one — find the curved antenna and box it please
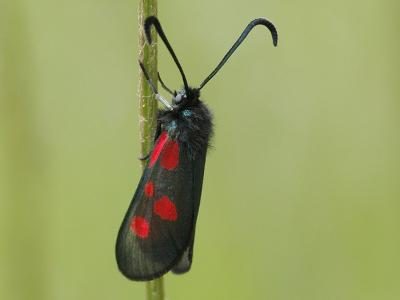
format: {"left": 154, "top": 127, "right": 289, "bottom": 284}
{"left": 145, "top": 16, "right": 189, "bottom": 92}
{"left": 199, "top": 18, "right": 278, "bottom": 90}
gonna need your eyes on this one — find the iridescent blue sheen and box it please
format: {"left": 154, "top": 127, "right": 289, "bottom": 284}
{"left": 182, "top": 109, "right": 193, "bottom": 117}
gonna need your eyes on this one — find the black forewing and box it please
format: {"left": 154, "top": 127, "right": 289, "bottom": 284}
{"left": 115, "top": 132, "right": 207, "bottom": 281}
{"left": 171, "top": 149, "right": 206, "bottom": 274}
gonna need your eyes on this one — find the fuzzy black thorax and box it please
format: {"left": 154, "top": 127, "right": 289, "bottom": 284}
{"left": 158, "top": 89, "right": 213, "bottom": 159}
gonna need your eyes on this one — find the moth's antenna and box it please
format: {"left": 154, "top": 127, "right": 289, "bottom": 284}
{"left": 139, "top": 61, "right": 173, "bottom": 110}
{"left": 158, "top": 72, "right": 175, "bottom": 96}
{"left": 199, "top": 18, "right": 278, "bottom": 90}
{"left": 145, "top": 16, "right": 189, "bottom": 92}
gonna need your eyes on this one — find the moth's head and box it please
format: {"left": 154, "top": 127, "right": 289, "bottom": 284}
{"left": 172, "top": 87, "right": 200, "bottom": 108}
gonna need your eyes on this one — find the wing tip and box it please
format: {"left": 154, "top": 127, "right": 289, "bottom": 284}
{"left": 171, "top": 247, "right": 193, "bottom": 274}
{"left": 115, "top": 242, "right": 189, "bottom": 281}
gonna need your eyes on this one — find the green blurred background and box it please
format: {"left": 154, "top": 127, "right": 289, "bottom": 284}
{"left": 1, "top": 0, "right": 399, "bottom": 299}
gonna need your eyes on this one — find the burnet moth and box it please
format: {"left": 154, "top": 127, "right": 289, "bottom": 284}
{"left": 116, "top": 16, "right": 278, "bottom": 281}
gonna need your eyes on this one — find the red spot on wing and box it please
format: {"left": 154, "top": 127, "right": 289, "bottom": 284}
{"left": 144, "top": 181, "right": 154, "bottom": 197}
{"left": 130, "top": 216, "right": 149, "bottom": 238}
{"left": 160, "top": 140, "right": 179, "bottom": 170}
{"left": 153, "top": 196, "right": 177, "bottom": 221}
{"left": 149, "top": 131, "right": 168, "bottom": 168}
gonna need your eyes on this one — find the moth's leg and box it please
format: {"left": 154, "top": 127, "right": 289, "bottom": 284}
{"left": 137, "top": 60, "right": 170, "bottom": 162}
{"left": 138, "top": 119, "right": 162, "bottom": 161}
{"left": 138, "top": 154, "right": 150, "bottom": 161}
{"left": 154, "top": 119, "right": 162, "bottom": 143}
{"left": 139, "top": 61, "right": 173, "bottom": 110}
{"left": 158, "top": 72, "right": 175, "bottom": 96}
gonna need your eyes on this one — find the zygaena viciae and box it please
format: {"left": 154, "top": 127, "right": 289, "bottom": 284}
{"left": 116, "top": 16, "right": 278, "bottom": 281}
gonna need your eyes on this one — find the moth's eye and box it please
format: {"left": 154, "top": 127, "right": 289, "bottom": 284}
{"left": 175, "top": 94, "right": 183, "bottom": 103}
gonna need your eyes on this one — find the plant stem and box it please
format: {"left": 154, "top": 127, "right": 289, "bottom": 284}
{"left": 138, "top": 1, "right": 164, "bottom": 300}
{"left": 145, "top": 279, "right": 164, "bottom": 300}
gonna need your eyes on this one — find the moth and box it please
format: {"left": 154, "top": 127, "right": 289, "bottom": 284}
{"left": 116, "top": 16, "right": 278, "bottom": 281}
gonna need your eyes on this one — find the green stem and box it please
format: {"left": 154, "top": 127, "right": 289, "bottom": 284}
{"left": 138, "top": 1, "right": 164, "bottom": 300}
